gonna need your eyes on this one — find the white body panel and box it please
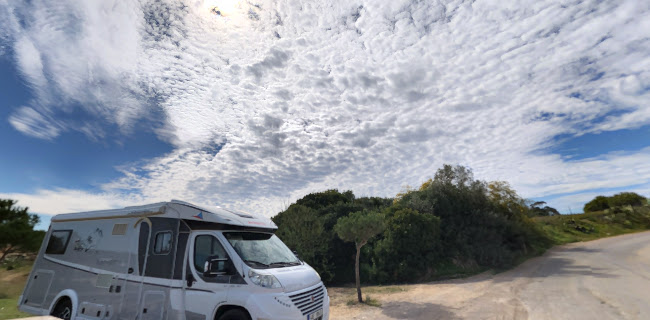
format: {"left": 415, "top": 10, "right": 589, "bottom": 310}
{"left": 18, "top": 201, "right": 330, "bottom": 320}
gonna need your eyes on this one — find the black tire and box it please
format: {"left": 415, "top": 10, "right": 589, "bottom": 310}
{"left": 218, "top": 309, "right": 250, "bottom": 320}
{"left": 50, "top": 298, "right": 73, "bottom": 320}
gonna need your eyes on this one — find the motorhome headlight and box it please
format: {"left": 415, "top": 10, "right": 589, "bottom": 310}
{"left": 248, "top": 269, "right": 282, "bottom": 289}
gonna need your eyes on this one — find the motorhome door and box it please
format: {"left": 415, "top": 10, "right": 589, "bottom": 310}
{"left": 120, "top": 220, "right": 151, "bottom": 317}
{"left": 183, "top": 232, "right": 232, "bottom": 319}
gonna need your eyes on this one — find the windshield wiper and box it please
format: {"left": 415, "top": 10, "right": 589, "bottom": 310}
{"left": 269, "top": 261, "right": 302, "bottom": 267}
{"left": 244, "top": 260, "right": 270, "bottom": 268}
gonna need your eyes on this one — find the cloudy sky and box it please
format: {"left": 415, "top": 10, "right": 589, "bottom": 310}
{"left": 1, "top": 0, "right": 649, "bottom": 229}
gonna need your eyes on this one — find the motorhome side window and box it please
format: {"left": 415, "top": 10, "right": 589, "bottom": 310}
{"left": 153, "top": 231, "right": 172, "bottom": 254}
{"left": 45, "top": 230, "right": 72, "bottom": 255}
{"left": 194, "top": 235, "right": 228, "bottom": 272}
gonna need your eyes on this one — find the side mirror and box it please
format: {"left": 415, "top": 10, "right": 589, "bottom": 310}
{"left": 293, "top": 250, "right": 301, "bottom": 261}
{"left": 203, "top": 255, "right": 231, "bottom": 277}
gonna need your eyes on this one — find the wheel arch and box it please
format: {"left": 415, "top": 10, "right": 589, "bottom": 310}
{"left": 48, "top": 289, "right": 78, "bottom": 319}
{"left": 214, "top": 304, "right": 252, "bottom": 320}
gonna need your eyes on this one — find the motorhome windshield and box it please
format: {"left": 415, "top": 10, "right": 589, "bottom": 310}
{"left": 224, "top": 232, "right": 301, "bottom": 269}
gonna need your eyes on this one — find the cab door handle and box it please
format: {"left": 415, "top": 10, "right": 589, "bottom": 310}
{"left": 187, "top": 273, "right": 195, "bottom": 287}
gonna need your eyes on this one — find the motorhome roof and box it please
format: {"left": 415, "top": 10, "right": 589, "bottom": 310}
{"left": 50, "top": 200, "right": 277, "bottom": 229}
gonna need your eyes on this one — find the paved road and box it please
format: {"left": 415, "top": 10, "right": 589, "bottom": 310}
{"left": 332, "top": 231, "right": 650, "bottom": 320}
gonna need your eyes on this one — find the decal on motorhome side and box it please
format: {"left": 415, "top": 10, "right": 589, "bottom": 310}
{"left": 192, "top": 212, "right": 204, "bottom": 220}
{"left": 73, "top": 228, "right": 104, "bottom": 252}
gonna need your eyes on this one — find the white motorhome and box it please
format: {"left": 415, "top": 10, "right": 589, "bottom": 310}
{"left": 18, "top": 200, "right": 329, "bottom": 320}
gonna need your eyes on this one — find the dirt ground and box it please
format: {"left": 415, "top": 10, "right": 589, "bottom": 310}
{"left": 328, "top": 231, "right": 650, "bottom": 320}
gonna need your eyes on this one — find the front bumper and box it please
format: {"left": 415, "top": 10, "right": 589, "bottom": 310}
{"left": 245, "top": 283, "right": 330, "bottom": 320}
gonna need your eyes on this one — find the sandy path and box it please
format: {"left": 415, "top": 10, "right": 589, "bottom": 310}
{"left": 329, "top": 231, "right": 650, "bottom": 320}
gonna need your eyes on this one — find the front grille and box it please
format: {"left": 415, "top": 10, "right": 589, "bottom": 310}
{"left": 289, "top": 285, "right": 325, "bottom": 316}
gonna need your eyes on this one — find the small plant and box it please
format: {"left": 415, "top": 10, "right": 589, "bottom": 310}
{"left": 364, "top": 295, "right": 381, "bottom": 307}
{"left": 365, "top": 286, "right": 407, "bottom": 294}
{"left": 345, "top": 295, "right": 382, "bottom": 307}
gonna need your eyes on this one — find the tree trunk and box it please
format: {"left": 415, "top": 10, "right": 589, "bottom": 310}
{"left": 355, "top": 243, "right": 362, "bottom": 303}
{"left": 0, "top": 245, "right": 14, "bottom": 263}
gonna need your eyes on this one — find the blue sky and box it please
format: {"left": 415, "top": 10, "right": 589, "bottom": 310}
{"left": 0, "top": 59, "right": 172, "bottom": 192}
{"left": 0, "top": 0, "right": 649, "bottom": 230}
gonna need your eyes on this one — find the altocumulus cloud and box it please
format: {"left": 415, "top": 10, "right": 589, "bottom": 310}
{"left": 1, "top": 0, "right": 650, "bottom": 215}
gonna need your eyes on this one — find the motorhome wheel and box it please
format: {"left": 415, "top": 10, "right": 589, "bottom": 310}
{"left": 219, "top": 309, "right": 250, "bottom": 320}
{"left": 51, "top": 298, "right": 72, "bottom": 320}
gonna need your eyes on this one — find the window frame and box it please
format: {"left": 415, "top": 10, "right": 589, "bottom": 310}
{"left": 152, "top": 231, "right": 173, "bottom": 255}
{"left": 45, "top": 230, "right": 73, "bottom": 255}
{"left": 191, "top": 233, "right": 234, "bottom": 283}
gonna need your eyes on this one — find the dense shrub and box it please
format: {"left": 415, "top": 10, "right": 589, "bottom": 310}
{"left": 608, "top": 192, "right": 646, "bottom": 208}
{"left": 371, "top": 207, "right": 441, "bottom": 283}
{"left": 584, "top": 193, "right": 647, "bottom": 213}
{"left": 584, "top": 196, "right": 610, "bottom": 213}
{"left": 273, "top": 190, "right": 393, "bottom": 284}
{"left": 273, "top": 204, "right": 332, "bottom": 280}
{"left": 273, "top": 166, "right": 554, "bottom": 285}
{"left": 397, "top": 165, "right": 550, "bottom": 268}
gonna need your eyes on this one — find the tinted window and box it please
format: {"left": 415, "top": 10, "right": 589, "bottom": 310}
{"left": 46, "top": 230, "right": 72, "bottom": 255}
{"left": 194, "top": 235, "right": 228, "bottom": 273}
{"left": 153, "top": 231, "right": 172, "bottom": 254}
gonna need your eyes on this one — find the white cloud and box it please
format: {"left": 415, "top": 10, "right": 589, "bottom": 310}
{"left": 8, "top": 106, "right": 63, "bottom": 140}
{"left": 0, "top": 189, "right": 149, "bottom": 216}
{"left": 1, "top": 0, "right": 649, "bottom": 216}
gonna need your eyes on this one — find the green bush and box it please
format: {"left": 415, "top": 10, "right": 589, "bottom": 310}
{"left": 371, "top": 207, "right": 441, "bottom": 283}
{"left": 397, "top": 165, "right": 550, "bottom": 269}
{"left": 584, "top": 196, "right": 610, "bottom": 213}
{"left": 584, "top": 193, "right": 646, "bottom": 213}
{"left": 608, "top": 192, "right": 646, "bottom": 208}
{"left": 273, "top": 190, "right": 393, "bottom": 284}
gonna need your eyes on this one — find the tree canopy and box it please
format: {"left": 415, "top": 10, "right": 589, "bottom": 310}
{"left": 334, "top": 210, "right": 385, "bottom": 247}
{"left": 0, "top": 199, "right": 44, "bottom": 262}
{"left": 272, "top": 189, "right": 385, "bottom": 283}
{"left": 371, "top": 207, "right": 440, "bottom": 282}
{"left": 528, "top": 201, "right": 560, "bottom": 217}
{"left": 608, "top": 192, "right": 646, "bottom": 208}
{"left": 334, "top": 210, "right": 385, "bottom": 302}
{"left": 584, "top": 193, "right": 647, "bottom": 213}
{"left": 271, "top": 165, "right": 559, "bottom": 286}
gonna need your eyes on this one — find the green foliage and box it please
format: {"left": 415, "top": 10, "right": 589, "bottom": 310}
{"left": 0, "top": 199, "right": 44, "bottom": 263}
{"left": 584, "top": 193, "right": 647, "bottom": 213}
{"left": 488, "top": 181, "right": 528, "bottom": 218}
{"left": 397, "top": 165, "right": 550, "bottom": 268}
{"left": 295, "top": 189, "right": 354, "bottom": 210}
{"left": 608, "top": 192, "right": 646, "bottom": 208}
{"left": 371, "top": 207, "right": 440, "bottom": 283}
{"left": 528, "top": 201, "right": 560, "bottom": 217}
{"left": 318, "top": 202, "right": 363, "bottom": 284}
{"left": 334, "top": 210, "right": 385, "bottom": 302}
{"left": 364, "top": 295, "right": 381, "bottom": 307}
{"left": 272, "top": 204, "right": 332, "bottom": 280}
{"left": 272, "top": 165, "right": 650, "bottom": 287}
{"left": 534, "top": 206, "right": 650, "bottom": 243}
{"left": 584, "top": 196, "right": 611, "bottom": 212}
{"left": 273, "top": 190, "right": 392, "bottom": 284}
{"left": 334, "top": 210, "right": 385, "bottom": 246}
